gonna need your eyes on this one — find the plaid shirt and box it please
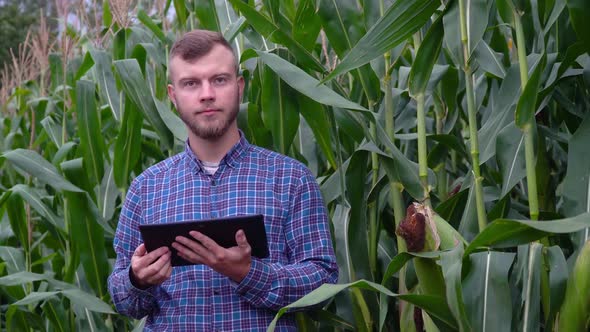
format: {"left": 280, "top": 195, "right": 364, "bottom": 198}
{"left": 108, "top": 135, "right": 338, "bottom": 331}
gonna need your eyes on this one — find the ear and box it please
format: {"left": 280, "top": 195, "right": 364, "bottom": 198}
{"left": 167, "top": 83, "right": 176, "bottom": 107}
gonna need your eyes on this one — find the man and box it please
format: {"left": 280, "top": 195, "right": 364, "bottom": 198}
{"left": 107, "top": 29, "right": 338, "bottom": 331}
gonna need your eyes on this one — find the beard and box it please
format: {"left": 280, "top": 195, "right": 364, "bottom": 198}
{"left": 177, "top": 95, "right": 240, "bottom": 140}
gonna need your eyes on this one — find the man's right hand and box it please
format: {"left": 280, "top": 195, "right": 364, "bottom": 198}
{"left": 129, "top": 244, "right": 172, "bottom": 289}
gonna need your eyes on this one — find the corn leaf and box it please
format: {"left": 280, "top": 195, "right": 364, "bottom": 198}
{"left": 323, "top": 0, "right": 440, "bottom": 82}
{"left": 2, "top": 149, "right": 82, "bottom": 193}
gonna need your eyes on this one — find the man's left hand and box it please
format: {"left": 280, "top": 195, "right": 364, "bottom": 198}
{"left": 172, "top": 229, "right": 252, "bottom": 282}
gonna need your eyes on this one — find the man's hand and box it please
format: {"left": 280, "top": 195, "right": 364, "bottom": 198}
{"left": 172, "top": 229, "right": 252, "bottom": 282}
{"left": 130, "top": 244, "right": 173, "bottom": 289}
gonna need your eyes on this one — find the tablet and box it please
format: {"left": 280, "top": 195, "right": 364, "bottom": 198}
{"left": 139, "top": 214, "right": 269, "bottom": 266}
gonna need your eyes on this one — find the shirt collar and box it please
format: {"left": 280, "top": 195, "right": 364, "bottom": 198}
{"left": 184, "top": 130, "right": 250, "bottom": 173}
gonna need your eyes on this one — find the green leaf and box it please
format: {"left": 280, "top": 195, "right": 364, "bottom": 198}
{"left": 515, "top": 54, "right": 546, "bottom": 130}
{"left": 293, "top": 0, "right": 321, "bottom": 51}
{"left": 465, "top": 212, "right": 590, "bottom": 255}
{"left": 255, "top": 50, "right": 369, "bottom": 112}
{"left": 51, "top": 142, "right": 77, "bottom": 167}
{"left": 436, "top": 189, "right": 469, "bottom": 228}
{"left": 63, "top": 164, "right": 110, "bottom": 299}
{"left": 440, "top": 244, "right": 471, "bottom": 331}
{"left": 267, "top": 279, "right": 457, "bottom": 332}
{"left": 0, "top": 246, "right": 25, "bottom": 274}
{"left": 260, "top": 62, "right": 299, "bottom": 155}
{"left": 173, "top": 0, "right": 187, "bottom": 27}
{"left": 42, "top": 299, "right": 68, "bottom": 332}
{"left": 560, "top": 114, "right": 590, "bottom": 249}
{"left": 154, "top": 98, "right": 188, "bottom": 142}
{"left": 543, "top": 0, "right": 567, "bottom": 36}
{"left": 496, "top": 0, "right": 515, "bottom": 25}
{"left": 74, "top": 52, "right": 95, "bottom": 81}
{"left": 0, "top": 271, "right": 46, "bottom": 286}
{"left": 545, "top": 246, "right": 568, "bottom": 327}
{"left": 229, "top": 0, "right": 324, "bottom": 73}
{"left": 496, "top": 122, "right": 526, "bottom": 197}
{"left": 10, "top": 184, "right": 64, "bottom": 231}
{"left": 61, "top": 289, "right": 116, "bottom": 314}
{"left": 194, "top": 0, "right": 221, "bottom": 31}
{"left": 560, "top": 116, "right": 590, "bottom": 249}
{"left": 323, "top": 0, "right": 440, "bottom": 82}
{"left": 113, "top": 59, "right": 173, "bottom": 149}
{"left": 320, "top": 158, "right": 350, "bottom": 205}
{"left": 473, "top": 40, "right": 507, "bottom": 78}
{"left": 113, "top": 95, "right": 143, "bottom": 188}
{"left": 297, "top": 95, "right": 337, "bottom": 169}
{"left": 443, "top": 0, "right": 493, "bottom": 65}
{"left": 102, "top": 0, "right": 112, "bottom": 27}
{"left": 429, "top": 134, "right": 469, "bottom": 160}
{"left": 97, "top": 166, "right": 119, "bottom": 222}
{"left": 558, "top": 240, "right": 590, "bottom": 331}
{"left": 49, "top": 53, "right": 64, "bottom": 91}
{"left": 40, "top": 115, "right": 63, "bottom": 148}
{"left": 565, "top": 0, "right": 590, "bottom": 55}
{"left": 89, "top": 50, "right": 121, "bottom": 121}
{"left": 75, "top": 80, "right": 105, "bottom": 185}
{"left": 346, "top": 150, "right": 371, "bottom": 281}
{"left": 463, "top": 251, "right": 515, "bottom": 332}
{"left": 409, "top": 15, "right": 444, "bottom": 96}
{"left": 137, "top": 10, "right": 171, "bottom": 46}
{"left": 245, "top": 102, "right": 273, "bottom": 149}
{"left": 478, "top": 64, "right": 522, "bottom": 164}
{"left": 518, "top": 243, "right": 543, "bottom": 332}
{"left": 373, "top": 124, "right": 434, "bottom": 201}
{"left": 13, "top": 291, "right": 60, "bottom": 306}
{"left": 332, "top": 204, "right": 353, "bottom": 283}
{"left": 1, "top": 149, "right": 82, "bottom": 192}
{"left": 381, "top": 252, "right": 414, "bottom": 285}
{"left": 317, "top": 0, "right": 381, "bottom": 103}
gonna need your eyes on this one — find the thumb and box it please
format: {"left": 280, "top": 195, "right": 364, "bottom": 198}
{"left": 133, "top": 243, "right": 147, "bottom": 257}
{"left": 236, "top": 230, "right": 250, "bottom": 248}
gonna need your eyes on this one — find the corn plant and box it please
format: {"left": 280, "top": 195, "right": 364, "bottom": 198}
{"left": 1, "top": 0, "right": 589, "bottom": 331}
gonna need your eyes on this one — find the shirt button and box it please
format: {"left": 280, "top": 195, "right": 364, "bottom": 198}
{"left": 211, "top": 179, "right": 217, "bottom": 186}
{"left": 213, "top": 289, "right": 220, "bottom": 295}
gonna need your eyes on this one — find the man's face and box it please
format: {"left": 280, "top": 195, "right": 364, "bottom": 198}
{"left": 167, "top": 44, "right": 244, "bottom": 140}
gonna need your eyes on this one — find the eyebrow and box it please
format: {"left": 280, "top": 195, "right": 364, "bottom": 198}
{"left": 178, "top": 72, "right": 233, "bottom": 82}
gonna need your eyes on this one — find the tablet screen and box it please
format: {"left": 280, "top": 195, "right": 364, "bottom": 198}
{"left": 139, "top": 214, "right": 268, "bottom": 266}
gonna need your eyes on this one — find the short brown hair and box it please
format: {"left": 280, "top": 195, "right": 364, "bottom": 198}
{"left": 169, "top": 29, "right": 236, "bottom": 67}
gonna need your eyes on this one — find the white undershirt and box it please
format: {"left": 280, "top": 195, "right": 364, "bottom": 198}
{"left": 201, "top": 160, "right": 220, "bottom": 175}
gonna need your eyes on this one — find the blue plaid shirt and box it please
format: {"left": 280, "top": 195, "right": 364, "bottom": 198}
{"left": 108, "top": 135, "right": 338, "bottom": 331}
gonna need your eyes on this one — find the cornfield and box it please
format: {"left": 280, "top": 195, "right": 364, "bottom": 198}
{"left": 1, "top": 0, "right": 589, "bottom": 331}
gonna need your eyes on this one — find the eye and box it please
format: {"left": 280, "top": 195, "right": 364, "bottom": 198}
{"left": 213, "top": 76, "right": 228, "bottom": 86}
{"left": 183, "top": 80, "right": 197, "bottom": 88}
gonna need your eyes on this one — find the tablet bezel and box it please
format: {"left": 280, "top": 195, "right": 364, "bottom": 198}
{"left": 139, "top": 214, "right": 268, "bottom": 266}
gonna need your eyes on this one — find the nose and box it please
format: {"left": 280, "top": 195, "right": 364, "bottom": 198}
{"left": 200, "top": 82, "right": 215, "bottom": 102}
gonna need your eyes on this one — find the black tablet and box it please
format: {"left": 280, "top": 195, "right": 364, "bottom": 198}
{"left": 139, "top": 214, "right": 269, "bottom": 266}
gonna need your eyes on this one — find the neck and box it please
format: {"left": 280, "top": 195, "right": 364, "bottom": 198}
{"left": 188, "top": 126, "right": 240, "bottom": 163}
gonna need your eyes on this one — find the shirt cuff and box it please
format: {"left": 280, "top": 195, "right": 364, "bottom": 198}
{"left": 126, "top": 266, "right": 159, "bottom": 299}
{"left": 235, "top": 259, "right": 273, "bottom": 298}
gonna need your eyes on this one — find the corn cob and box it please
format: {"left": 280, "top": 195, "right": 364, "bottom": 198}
{"left": 396, "top": 202, "right": 465, "bottom": 329}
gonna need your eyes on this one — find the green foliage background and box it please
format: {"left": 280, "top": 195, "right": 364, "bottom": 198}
{"left": 1, "top": 0, "right": 589, "bottom": 331}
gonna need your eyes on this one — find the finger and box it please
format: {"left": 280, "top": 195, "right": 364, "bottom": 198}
{"left": 140, "top": 246, "right": 170, "bottom": 266}
{"left": 176, "top": 247, "right": 204, "bottom": 264}
{"left": 144, "top": 251, "right": 172, "bottom": 283}
{"left": 174, "top": 236, "right": 207, "bottom": 254}
{"left": 189, "top": 231, "right": 222, "bottom": 252}
{"left": 235, "top": 230, "right": 250, "bottom": 248}
{"left": 133, "top": 244, "right": 146, "bottom": 257}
